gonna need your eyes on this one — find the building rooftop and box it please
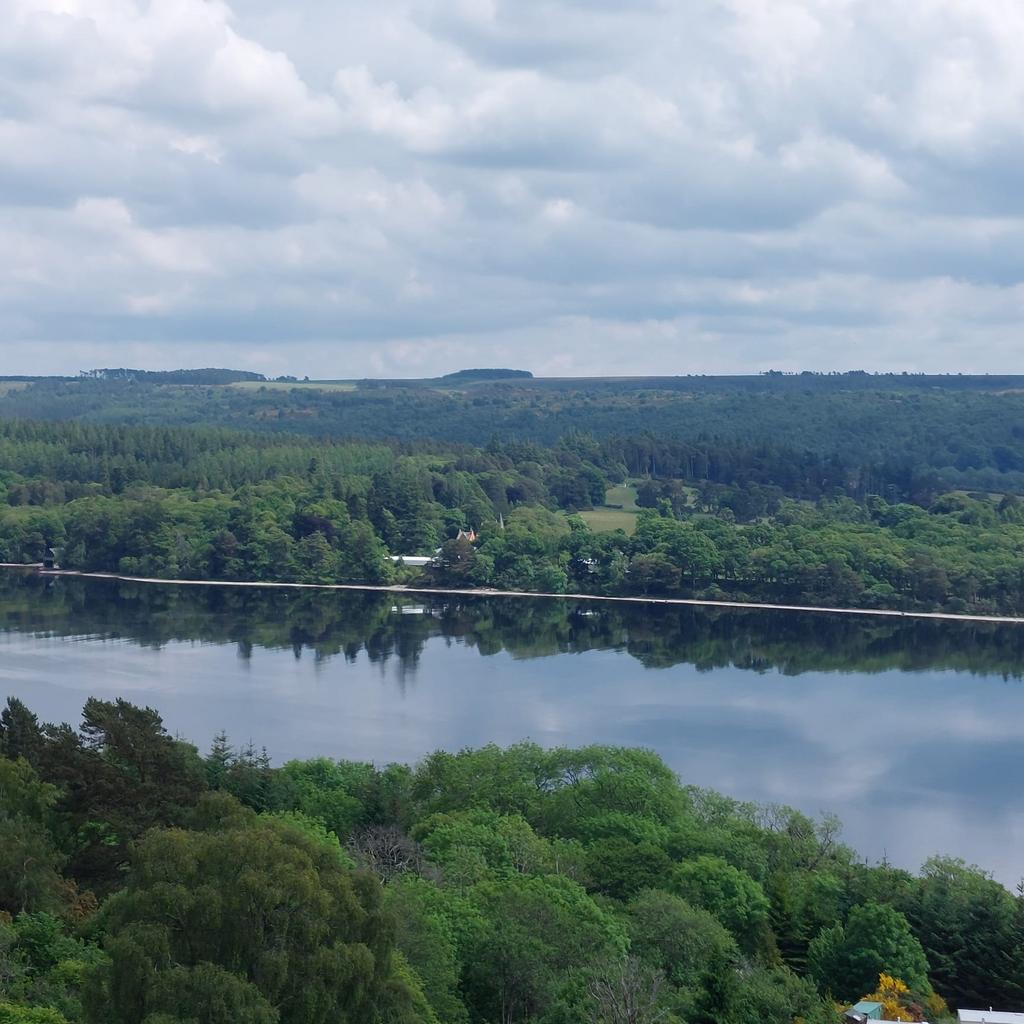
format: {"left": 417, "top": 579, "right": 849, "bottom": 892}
{"left": 390, "top": 555, "right": 433, "bottom": 566}
{"left": 851, "top": 1003, "right": 884, "bottom": 1015}
{"left": 959, "top": 1011, "right": 1024, "bottom": 1024}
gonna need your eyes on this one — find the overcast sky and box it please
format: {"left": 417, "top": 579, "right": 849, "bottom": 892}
{"left": 4, "top": 0, "right": 1024, "bottom": 378}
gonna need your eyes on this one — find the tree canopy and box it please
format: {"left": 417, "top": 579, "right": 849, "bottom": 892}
{"left": 1, "top": 695, "right": 1021, "bottom": 1022}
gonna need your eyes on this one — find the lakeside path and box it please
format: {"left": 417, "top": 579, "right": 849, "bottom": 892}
{"left": 9, "top": 566, "right": 1024, "bottom": 626}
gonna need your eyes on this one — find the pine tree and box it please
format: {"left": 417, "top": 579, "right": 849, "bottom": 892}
{"left": 205, "top": 731, "right": 233, "bottom": 789}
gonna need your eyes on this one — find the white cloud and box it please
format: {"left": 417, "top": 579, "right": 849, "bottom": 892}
{"left": 4, "top": 0, "right": 1024, "bottom": 373}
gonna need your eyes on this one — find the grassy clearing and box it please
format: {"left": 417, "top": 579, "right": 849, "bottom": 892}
{"left": 578, "top": 508, "right": 639, "bottom": 534}
{"left": 951, "top": 488, "right": 1008, "bottom": 501}
{"left": 576, "top": 482, "right": 642, "bottom": 534}
{"left": 605, "top": 483, "right": 640, "bottom": 511}
{"left": 0, "top": 382, "right": 29, "bottom": 396}
{"left": 228, "top": 381, "right": 357, "bottom": 392}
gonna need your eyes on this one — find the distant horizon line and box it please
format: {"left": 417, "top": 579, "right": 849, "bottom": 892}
{"left": 3, "top": 367, "right": 1024, "bottom": 383}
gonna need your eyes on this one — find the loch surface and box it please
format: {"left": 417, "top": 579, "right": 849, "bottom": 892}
{"left": 2, "top": 570, "right": 1023, "bottom": 883}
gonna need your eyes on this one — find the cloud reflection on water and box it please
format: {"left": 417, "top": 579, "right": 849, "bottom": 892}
{"left": 2, "top": 625, "right": 1022, "bottom": 884}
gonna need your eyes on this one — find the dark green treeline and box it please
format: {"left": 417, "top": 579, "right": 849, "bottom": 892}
{"left": 6, "top": 421, "right": 1024, "bottom": 613}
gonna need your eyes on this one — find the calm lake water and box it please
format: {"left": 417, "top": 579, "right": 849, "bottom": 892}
{"left": 2, "top": 569, "right": 1024, "bottom": 883}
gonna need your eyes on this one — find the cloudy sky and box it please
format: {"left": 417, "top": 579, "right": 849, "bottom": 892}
{"left": 4, "top": 0, "right": 1024, "bottom": 377}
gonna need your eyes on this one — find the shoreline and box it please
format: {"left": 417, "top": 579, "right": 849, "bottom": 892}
{"left": 7, "top": 565, "right": 1024, "bottom": 625}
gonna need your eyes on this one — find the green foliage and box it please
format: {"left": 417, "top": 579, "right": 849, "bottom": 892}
{"left": 377, "top": 951, "right": 441, "bottom": 1024}
{"left": 383, "top": 878, "right": 467, "bottom": 1024}
{"left": 670, "top": 856, "right": 772, "bottom": 956}
{"left": 0, "top": 759, "right": 58, "bottom": 823}
{"left": 35, "top": 698, "right": 207, "bottom": 889}
{"left": 85, "top": 813, "right": 397, "bottom": 1024}
{"left": 0, "top": 761, "right": 64, "bottom": 916}
{"left": 0, "top": 1005, "right": 68, "bottom": 1023}
{"left": 0, "top": 420, "right": 610, "bottom": 585}
{"left": 6, "top": 412, "right": 1024, "bottom": 612}
{"left": 416, "top": 809, "right": 555, "bottom": 886}
{"left": 714, "top": 965, "right": 835, "bottom": 1024}
{"left": 0, "top": 912, "right": 106, "bottom": 1022}
{"left": 9, "top": 374, "right": 1024, "bottom": 503}
{"left": 0, "top": 702, "right": 44, "bottom": 765}
{"left": 460, "top": 874, "right": 627, "bottom": 1023}
{"left": 273, "top": 759, "right": 369, "bottom": 840}
{"left": 807, "top": 901, "right": 931, "bottom": 1001}
{"left": 904, "top": 857, "right": 1024, "bottom": 1007}
{"left": 585, "top": 836, "right": 673, "bottom": 900}
{"left": 1, "top": 695, "right": 1021, "bottom": 1023}
{"left": 626, "top": 889, "right": 738, "bottom": 991}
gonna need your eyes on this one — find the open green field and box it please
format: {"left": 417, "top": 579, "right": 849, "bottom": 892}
{"left": 605, "top": 483, "right": 640, "bottom": 510}
{"left": 952, "top": 488, "right": 1007, "bottom": 502}
{"left": 578, "top": 508, "right": 639, "bottom": 534}
{"left": 0, "top": 382, "right": 29, "bottom": 396}
{"left": 577, "top": 482, "right": 641, "bottom": 534}
{"left": 228, "top": 380, "right": 357, "bottom": 392}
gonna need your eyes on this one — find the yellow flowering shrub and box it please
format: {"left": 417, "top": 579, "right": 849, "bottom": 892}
{"left": 860, "top": 973, "right": 924, "bottom": 1022}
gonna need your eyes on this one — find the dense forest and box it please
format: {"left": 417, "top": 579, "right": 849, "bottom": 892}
{"left": 4, "top": 420, "right": 1024, "bottom": 613}
{"left": 3, "top": 694, "right": 1023, "bottom": 1023}
{"left": 4, "top": 374, "right": 1024, "bottom": 495}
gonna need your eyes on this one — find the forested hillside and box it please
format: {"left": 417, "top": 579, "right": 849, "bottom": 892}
{"left": 4, "top": 421, "right": 1024, "bottom": 613}
{"left": 4, "top": 695, "right": 1022, "bottom": 1023}
{"left": 4, "top": 374, "right": 1024, "bottom": 495}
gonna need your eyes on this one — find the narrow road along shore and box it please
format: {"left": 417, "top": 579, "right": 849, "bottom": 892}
{"left": 8, "top": 565, "right": 1024, "bottom": 625}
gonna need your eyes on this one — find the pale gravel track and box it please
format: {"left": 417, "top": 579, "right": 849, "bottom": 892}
{"left": 6, "top": 566, "right": 1023, "bottom": 626}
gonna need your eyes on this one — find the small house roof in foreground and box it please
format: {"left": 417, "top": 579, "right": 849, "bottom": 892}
{"left": 959, "top": 1010, "right": 1024, "bottom": 1024}
{"left": 851, "top": 1002, "right": 883, "bottom": 1016}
